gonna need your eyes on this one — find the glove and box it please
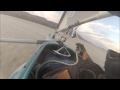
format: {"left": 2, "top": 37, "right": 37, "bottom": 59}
{"left": 76, "top": 43, "right": 91, "bottom": 61}
{"left": 76, "top": 43, "right": 86, "bottom": 56}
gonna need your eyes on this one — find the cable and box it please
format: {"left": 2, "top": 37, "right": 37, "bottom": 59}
{"left": 35, "top": 52, "right": 79, "bottom": 79}
{"left": 53, "top": 46, "right": 71, "bottom": 57}
{"left": 34, "top": 26, "right": 84, "bottom": 79}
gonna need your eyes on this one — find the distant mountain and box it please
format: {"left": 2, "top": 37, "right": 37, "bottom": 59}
{"left": 1, "top": 11, "right": 57, "bottom": 29}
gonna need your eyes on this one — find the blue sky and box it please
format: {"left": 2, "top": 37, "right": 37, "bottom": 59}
{"left": 77, "top": 15, "right": 120, "bottom": 52}
{"left": 97, "top": 16, "right": 119, "bottom": 28}
{"left": 25, "top": 11, "right": 120, "bottom": 52}
{"left": 94, "top": 16, "right": 120, "bottom": 42}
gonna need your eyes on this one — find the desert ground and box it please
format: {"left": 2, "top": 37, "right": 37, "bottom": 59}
{"left": 0, "top": 14, "right": 107, "bottom": 79}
